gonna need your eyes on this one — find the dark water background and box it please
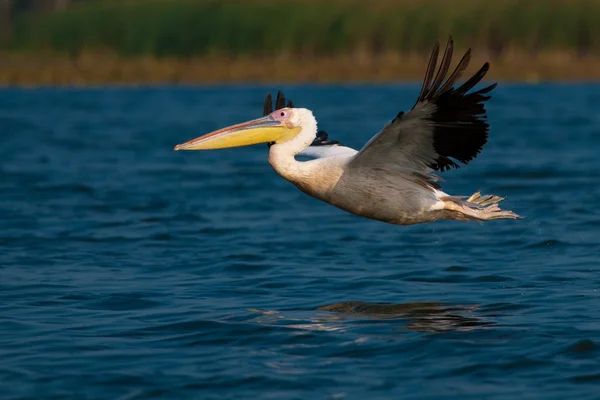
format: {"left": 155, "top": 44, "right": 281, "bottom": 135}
{"left": 1, "top": 84, "right": 600, "bottom": 399}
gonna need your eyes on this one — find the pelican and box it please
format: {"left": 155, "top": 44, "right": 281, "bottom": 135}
{"left": 175, "top": 37, "right": 520, "bottom": 225}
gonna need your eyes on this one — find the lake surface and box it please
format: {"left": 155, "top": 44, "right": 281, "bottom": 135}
{"left": 1, "top": 84, "right": 600, "bottom": 399}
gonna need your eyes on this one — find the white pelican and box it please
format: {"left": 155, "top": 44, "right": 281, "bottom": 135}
{"left": 175, "top": 37, "right": 520, "bottom": 225}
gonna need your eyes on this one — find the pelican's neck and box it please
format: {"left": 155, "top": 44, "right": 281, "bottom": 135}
{"left": 268, "top": 109, "right": 318, "bottom": 181}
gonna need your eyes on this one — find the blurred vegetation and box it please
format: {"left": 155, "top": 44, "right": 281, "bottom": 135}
{"left": 6, "top": 0, "right": 600, "bottom": 58}
{"left": 4, "top": 0, "right": 600, "bottom": 84}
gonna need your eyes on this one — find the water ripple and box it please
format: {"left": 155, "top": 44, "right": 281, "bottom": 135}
{"left": 1, "top": 84, "right": 600, "bottom": 399}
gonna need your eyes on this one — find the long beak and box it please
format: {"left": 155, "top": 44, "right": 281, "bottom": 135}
{"left": 174, "top": 115, "right": 298, "bottom": 150}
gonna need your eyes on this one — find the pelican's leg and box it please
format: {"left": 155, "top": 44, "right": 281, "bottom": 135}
{"left": 466, "top": 191, "right": 505, "bottom": 207}
{"left": 442, "top": 193, "right": 521, "bottom": 222}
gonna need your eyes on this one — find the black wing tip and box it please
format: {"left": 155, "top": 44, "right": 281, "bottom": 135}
{"left": 412, "top": 37, "right": 497, "bottom": 172}
{"left": 417, "top": 38, "right": 496, "bottom": 106}
{"left": 265, "top": 90, "right": 295, "bottom": 112}
{"left": 264, "top": 89, "right": 295, "bottom": 118}
{"left": 310, "top": 130, "right": 343, "bottom": 146}
{"left": 263, "top": 92, "right": 273, "bottom": 116}
{"left": 275, "top": 90, "right": 286, "bottom": 110}
{"left": 417, "top": 39, "right": 490, "bottom": 103}
{"left": 416, "top": 40, "right": 441, "bottom": 105}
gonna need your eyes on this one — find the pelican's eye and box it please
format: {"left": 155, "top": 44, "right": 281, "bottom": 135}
{"left": 272, "top": 109, "right": 290, "bottom": 121}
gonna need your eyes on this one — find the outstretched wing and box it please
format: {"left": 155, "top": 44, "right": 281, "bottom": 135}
{"left": 347, "top": 36, "right": 496, "bottom": 174}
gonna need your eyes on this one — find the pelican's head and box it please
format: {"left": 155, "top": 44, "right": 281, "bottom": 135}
{"left": 175, "top": 108, "right": 307, "bottom": 151}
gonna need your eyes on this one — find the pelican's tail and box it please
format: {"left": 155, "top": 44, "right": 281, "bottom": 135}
{"left": 442, "top": 191, "right": 521, "bottom": 222}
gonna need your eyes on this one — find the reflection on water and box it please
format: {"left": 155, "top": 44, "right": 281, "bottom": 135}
{"left": 318, "top": 301, "right": 495, "bottom": 333}
{"left": 249, "top": 308, "right": 346, "bottom": 332}
{"left": 250, "top": 301, "right": 494, "bottom": 334}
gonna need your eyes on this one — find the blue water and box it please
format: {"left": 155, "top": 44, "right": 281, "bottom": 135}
{"left": 1, "top": 84, "right": 600, "bottom": 399}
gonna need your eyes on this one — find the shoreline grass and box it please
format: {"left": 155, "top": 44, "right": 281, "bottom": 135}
{"left": 4, "top": 0, "right": 600, "bottom": 85}
{"left": 8, "top": 0, "right": 600, "bottom": 58}
{"left": 2, "top": 51, "right": 600, "bottom": 86}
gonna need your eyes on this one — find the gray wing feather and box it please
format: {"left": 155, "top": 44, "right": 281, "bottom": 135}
{"left": 348, "top": 36, "right": 495, "bottom": 175}
{"left": 349, "top": 102, "right": 439, "bottom": 172}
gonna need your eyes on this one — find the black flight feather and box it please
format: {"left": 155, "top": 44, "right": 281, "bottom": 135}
{"left": 275, "top": 91, "right": 286, "bottom": 110}
{"left": 405, "top": 36, "right": 496, "bottom": 172}
{"left": 263, "top": 92, "right": 273, "bottom": 116}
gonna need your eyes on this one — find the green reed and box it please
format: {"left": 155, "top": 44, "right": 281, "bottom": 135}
{"left": 9, "top": 0, "right": 600, "bottom": 57}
